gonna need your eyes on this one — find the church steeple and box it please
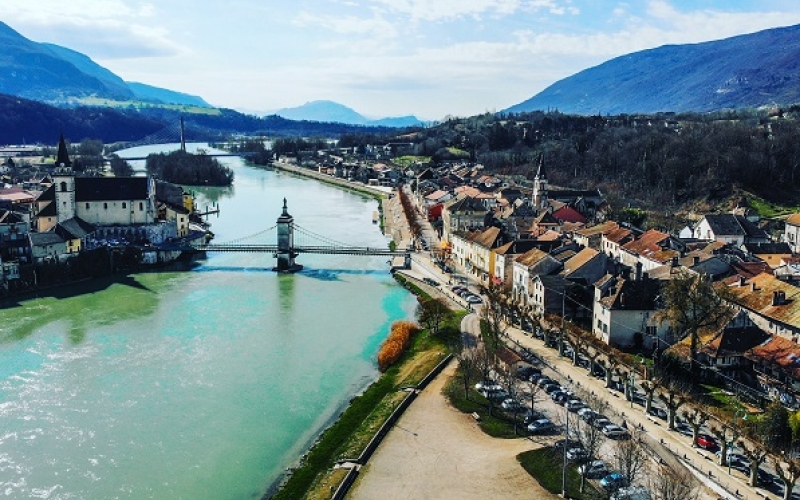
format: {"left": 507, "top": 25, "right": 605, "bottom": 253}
{"left": 532, "top": 155, "right": 548, "bottom": 210}
{"left": 56, "top": 133, "right": 71, "bottom": 170}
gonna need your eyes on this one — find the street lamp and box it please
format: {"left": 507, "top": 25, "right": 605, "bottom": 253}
{"left": 728, "top": 408, "right": 747, "bottom": 475}
{"left": 562, "top": 405, "right": 569, "bottom": 498}
{"left": 629, "top": 370, "right": 636, "bottom": 408}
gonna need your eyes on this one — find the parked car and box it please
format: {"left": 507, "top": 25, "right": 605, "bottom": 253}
{"left": 674, "top": 422, "right": 693, "bottom": 437}
{"left": 553, "top": 439, "right": 582, "bottom": 451}
{"left": 578, "top": 460, "right": 609, "bottom": 479}
{"left": 592, "top": 418, "right": 613, "bottom": 430}
{"left": 600, "top": 472, "right": 628, "bottom": 491}
{"left": 696, "top": 434, "right": 718, "bottom": 450}
{"left": 451, "top": 285, "right": 465, "bottom": 293}
{"left": 517, "top": 366, "right": 540, "bottom": 380}
{"left": 523, "top": 411, "right": 547, "bottom": 424}
{"left": 422, "top": 277, "right": 439, "bottom": 286}
{"left": 716, "top": 450, "right": 749, "bottom": 469}
{"left": 551, "top": 390, "right": 570, "bottom": 403}
{"left": 611, "top": 486, "right": 651, "bottom": 500}
{"left": 485, "top": 389, "right": 510, "bottom": 401}
{"left": 543, "top": 384, "right": 564, "bottom": 395}
{"left": 465, "top": 295, "right": 483, "bottom": 304}
{"left": 527, "top": 418, "right": 555, "bottom": 434}
{"left": 602, "top": 424, "right": 630, "bottom": 439}
{"left": 647, "top": 407, "right": 667, "bottom": 420}
{"left": 474, "top": 380, "right": 498, "bottom": 391}
{"left": 501, "top": 398, "right": 523, "bottom": 411}
{"left": 528, "top": 372, "right": 544, "bottom": 383}
{"left": 630, "top": 392, "right": 646, "bottom": 406}
{"left": 566, "top": 447, "right": 589, "bottom": 463}
{"left": 536, "top": 377, "right": 555, "bottom": 388}
{"left": 566, "top": 400, "right": 587, "bottom": 413}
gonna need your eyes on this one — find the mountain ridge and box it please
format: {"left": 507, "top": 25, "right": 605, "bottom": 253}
{"left": 274, "top": 100, "right": 424, "bottom": 127}
{"left": 0, "top": 21, "right": 210, "bottom": 108}
{"left": 505, "top": 24, "right": 800, "bottom": 115}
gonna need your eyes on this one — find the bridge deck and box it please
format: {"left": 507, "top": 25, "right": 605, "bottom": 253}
{"left": 164, "top": 244, "right": 409, "bottom": 257}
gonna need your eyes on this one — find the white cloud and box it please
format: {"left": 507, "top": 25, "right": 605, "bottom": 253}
{"left": 360, "top": 0, "right": 578, "bottom": 22}
{"left": 293, "top": 10, "right": 397, "bottom": 38}
{"left": 0, "top": 0, "right": 186, "bottom": 59}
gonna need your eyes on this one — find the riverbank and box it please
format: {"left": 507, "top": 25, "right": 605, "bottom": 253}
{"left": 269, "top": 159, "right": 392, "bottom": 200}
{"left": 267, "top": 309, "right": 460, "bottom": 500}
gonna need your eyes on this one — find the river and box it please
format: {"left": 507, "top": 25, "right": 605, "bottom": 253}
{"left": 0, "top": 145, "right": 417, "bottom": 499}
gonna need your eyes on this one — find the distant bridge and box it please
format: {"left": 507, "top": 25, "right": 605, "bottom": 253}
{"left": 106, "top": 118, "right": 257, "bottom": 161}
{"left": 166, "top": 199, "right": 410, "bottom": 272}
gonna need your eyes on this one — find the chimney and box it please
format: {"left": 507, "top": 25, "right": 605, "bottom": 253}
{"left": 751, "top": 282, "right": 758, "bottom": 292}
{"left": 693, "top": 256, "right": 700, "bottom": 266}
{"left": 671, "top": 255, "right": 679, "bottom": 268}
{"left": 635, "top": 262, "right": 643, "bottom": 281}
{"left": 773, "top": 290, "right": 786, "bottom": 306}
{"left": 739, "top": 275, "right": 746, "bottom": 287}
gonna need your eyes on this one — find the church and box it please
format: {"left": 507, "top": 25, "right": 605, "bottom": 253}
{"left": 32, "top": 135, "right": 184, "bottom": 258}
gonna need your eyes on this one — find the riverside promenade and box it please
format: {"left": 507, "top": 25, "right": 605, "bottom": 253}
{"left": 347, "top": 361, "right": 554, "bottom": 500}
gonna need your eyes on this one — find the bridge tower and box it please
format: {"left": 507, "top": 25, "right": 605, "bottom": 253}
{"left": 274, "top": 198, "right": 303, "bottom": 273}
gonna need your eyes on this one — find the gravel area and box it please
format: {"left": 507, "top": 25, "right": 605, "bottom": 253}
{"left": 347, "top": 362, "right": 557, "bottom": 500}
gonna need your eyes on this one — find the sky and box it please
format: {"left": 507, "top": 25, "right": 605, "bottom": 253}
{"left": 2, "top": 1, "right": 800, "bottom": 120}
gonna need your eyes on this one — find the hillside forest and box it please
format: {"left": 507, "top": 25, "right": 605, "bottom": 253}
{"left": 339, "top": 107, "right": 800, "bottom": 210}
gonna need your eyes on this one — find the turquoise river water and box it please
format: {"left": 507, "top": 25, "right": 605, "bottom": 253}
{"left": 0, "top": 145, "right": 417, "bottom": 499}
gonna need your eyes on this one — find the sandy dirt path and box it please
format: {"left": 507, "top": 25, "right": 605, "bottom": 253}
{"left": 347, "top": 362, "right": 557, "bottom": 500}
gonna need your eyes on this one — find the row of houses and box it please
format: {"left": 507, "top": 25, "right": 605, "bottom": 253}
{"left": 412, "top": 159, "right": 800, "bottom": 404}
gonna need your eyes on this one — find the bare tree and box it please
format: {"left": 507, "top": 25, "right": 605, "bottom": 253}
{"left": 527, "top": 379, "right": 543, "bottom": 416}
{"left": 658, "top": 383, "right": 687, "bottom": 431}
{"left": 710, "top": 424, "right": 739, "bottom": 467}
{"left": 773, "top": 457, "right": 800, "bottom": 500}
{"left": 640, "top": 379, "right": 660, "bottom": 415}
{"left": 585, "top": 346, "right": 602, "bottom": 375}
{"left": 475, "top": 343, "right": 493, "bottom": 384}
{"left": 416, "top": 296, "right": 450, "bottom": 337}
{"left": 739, "top": 439, "right": 770, "bottom": 487}
{"left": 454, "top": 342, "right": 480, "bottom": 400}
{"left": 649, "top": 462, "right": 701, "bottom": 500}
{"left": 611, "top": 430, "right": 648, "bottom": 488}
{"left": 573, "top": 394, "right": 609, "bottom": 493}
{"left": 497, "top": 365, "right": 522, "bottom": 435}
{"left": 657, "top": 271, "right": 734, "bottom": 378}
{"left": 479, "top": 283, "right": 511, "bottom": 349}
{"left": 681, "top": 409, "right": 708, "bottom": 448}
{"left": 603, "top": 357, "right": 620, "bottom": 389}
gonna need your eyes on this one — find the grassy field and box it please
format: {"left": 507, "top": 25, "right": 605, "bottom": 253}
{"left": 443, "top": 368, "right": 528, "bottom": 439}
{"left": 517, "top": 448, "right": 600, "bottom": 500}
{"left": 69, "top": 97, "right": 222, "bottom": 115}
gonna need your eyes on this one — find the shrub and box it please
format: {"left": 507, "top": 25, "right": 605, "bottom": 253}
{"left": 377, "top": 320, "right": 420, "bottom": 371}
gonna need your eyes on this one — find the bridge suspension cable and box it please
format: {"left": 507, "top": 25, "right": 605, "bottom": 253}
{"left": 292, "top": 223, "right": 362, "bottom": 249}
{"left": 205, "top": 225, "right": 277, "bottom": 246}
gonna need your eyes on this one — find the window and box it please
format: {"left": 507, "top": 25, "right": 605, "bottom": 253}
{"left": 122, "top": 202, "right": 127, "bottom": 209}
{"left": 645, "top": 325, "right": 657, "bottom": 337}
{"left": 139, "top": 202, "right": 143, "bottom": 211}
{"left": 104, "top": 203, "right": 108, "bottom": 209}
{"left": 60, "top": 181, "right": 67, "bottom": 192}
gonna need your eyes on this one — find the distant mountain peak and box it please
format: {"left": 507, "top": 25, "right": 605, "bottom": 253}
{"left": 274, "top": 100, "right": 422, "bottom": 128}
{"left": 504, "top": 23, "right": 800, "bottom": 115}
